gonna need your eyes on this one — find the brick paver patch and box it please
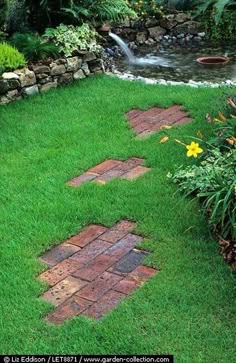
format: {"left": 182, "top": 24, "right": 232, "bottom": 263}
{"left": 126, "top": 105, "right": 192, "bottom": 137}
{"left": 67, "top": 158, "right": 151, "bottom": 187}
{"left": 38, "top": 221, "right": 158, "bottom": 323}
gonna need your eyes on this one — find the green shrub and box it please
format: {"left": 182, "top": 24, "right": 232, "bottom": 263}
{"left": 11, "top": 33, "right": 59, "bottom": 62}
{"left": 0, "top": 42, "right": 25, "bottom": 73}
{"left": 44, "top": 24, "right": 102, "bottom": 57}
{"left": 129, "top": 0, "right": 164, "bottom": 18}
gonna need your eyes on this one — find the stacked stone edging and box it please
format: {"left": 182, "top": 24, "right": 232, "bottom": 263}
{"left": 0, "top": 52, "right": 104, "bottom": 105}
{"left": 113, "top": 12, "right": 205, "bottom": 48}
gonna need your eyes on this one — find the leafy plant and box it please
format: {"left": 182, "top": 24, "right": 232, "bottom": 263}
{"left": 171, "top": 148, "right": 236, "bottom": 242}
{"left": 25, "top": 0, "right": 136, "bottom": 31}
{"left": 11, "top": 33, "right": 59, "bottom": 62}
{"left": 129, "top": 0, "right": 164, "bottom": 18}
{"left": 0, "top": 42, "right": 25, "bottom": 73}
{"left": 194, "top": 0, "right": 236, "bottom": 25}
{"left": 44, "top": 23, "right": 102, "bottom": 57}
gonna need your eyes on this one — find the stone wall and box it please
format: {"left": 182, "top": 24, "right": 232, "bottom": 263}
{"left": 0, "top": 52, "right": 104, "bottom": 105}
{"left": 113, "top": 12, "right": 205, "bottom": 48}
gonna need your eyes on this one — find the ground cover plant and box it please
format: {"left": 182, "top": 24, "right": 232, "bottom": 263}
{"left": 0, "top": 76, "right": 235, "bottom": 360}
{"left": 0, "top": 41, "right": 25, "bottom": 73}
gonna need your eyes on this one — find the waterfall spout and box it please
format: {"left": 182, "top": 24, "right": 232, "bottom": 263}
{"left": 109, "top": 32, "right": 136, "bottom": 64}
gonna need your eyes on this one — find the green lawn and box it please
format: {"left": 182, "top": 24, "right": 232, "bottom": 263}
{"left": 0, "top": 75, "right": 235, "bottom": 360}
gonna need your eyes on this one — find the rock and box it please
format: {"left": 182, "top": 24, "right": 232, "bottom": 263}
{"left": 119, "top": 17, "right": 130, "bottom": 28}
{"left": 58, "top": 72, "right": 73, "bottom": 85}
{"left": 199, "top": 32, "right": 206, "bottom": 37}
{"left": 81, "top": 63, "right": 90, "bottom": 76}
{"left": 32, "top": 65, "right": 50, "bottom": 75}
{"left": 136, "top": 31, "right": 147, "bottom": 44}
{"left": 173, "top": 21, "right": 202, "bottom": 36}
{"left": 145, "top": 17, "right": 160, "bottom": 28}
{"left": 55, "top": 58, "right": 67, "bottom": 65}
{"left": 83, "top": 52, "right": 97, "bottom": 62}
{"left": 50, "top": 65, "right": 66, "bottom": 76}
{"left": 67, "top": 56, "right": 82, "bottom": 72}
{"left": 160, "top": 16, "right": 177, "bottom": 30}
{"left": 22, "top": 85, "right": 39, "bottom": 96}
{"left": 15, "top": 68, "right": 36, "bottom": 87}
{"left": 88, "top": 59, "right": 104, "bottom": 73}
{"left": 6, "top": 89, "right": 20, "bottom": 101}
{"left": 40, "top": 81, "right": 57, "bottom": 92}
{"left": 8, "top": 79, "right": 20, "bottom": 90}
{"left": 36, "top": 73, "right": 51, "bottom": 80}
{"left": 73, "top": 69, "right": 86, "bottom": 80}
{"left": 148, "top": 26, "right": 166, "bottom": 39}
{"left": 175, "top": 13, "right": 190, "bottom": 23}
{"left": 0, "top": 79, "right": 10, "bottom": 95}
{"left": 0, "top": 95, "right": 10, "bottom": 104}
{"left": 2, "top": 72, "right": 19, "bottom": 80}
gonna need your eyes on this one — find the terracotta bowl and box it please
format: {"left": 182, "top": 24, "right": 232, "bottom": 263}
{"left": 196, "top": 56, "right": 230, "bottom": 68}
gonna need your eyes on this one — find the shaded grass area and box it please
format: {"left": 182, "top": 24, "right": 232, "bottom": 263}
{"left": 0, "top": 76, "right": 235, "bottom": 360}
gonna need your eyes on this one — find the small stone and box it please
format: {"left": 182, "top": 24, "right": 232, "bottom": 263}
{"left": 2, "top": 72, "right": 19, "bottom": 80}
{"left": 83, "top": 52, "right": 97, "bottom": 62}
{"left": 198, "top": 32, "right": 206, "bottom": 37}
{"left": 81, "top": 63, "right": 90, "bottom": 76}
{"left": 148, "top": 26, "right": 166, "bottom": 39}
{"left": 22, "top": 85, "right": 39, "bottom": 97}
{"left": 73, "top": 69, "right": 86, "bottom": 80}
{"left": 32, "top": 65, "right": 50, "bottom": 75}
{"left": 40, "top": 81, "right": 57, "bottom": 92}
{"left": 58, "top": 72, "right": 73, "bottom": 85}
{"left": 50, "top": 65, "right": 66, "bottom": 76}
{"left": 136, "top": 32, "right": 147, "bottom": 44}
{"left": 15, "top": 68, "right": 36, "bottom": 87}
{"left": 67, "top": 56, "right": 82, "bottom": 72}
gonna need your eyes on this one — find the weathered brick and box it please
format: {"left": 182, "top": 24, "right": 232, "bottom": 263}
{"left": 40, "top": 243, "right": 80, "bottom": 268}
{"left": 129, "top": 265, "right": 158, "bottom": 284}
{"left": 70, "top": 239, "right": 111, "bottom": 265}
{"left": 77, "top": 272, "right": 122, "bottom": 302}
{"left": 96, "top": 168, "right": 126, "bottom": 183}
{"left": 104, "top": 234, "right": 143, "bottom": 260}
{"left": 67, "top": 172, "right": 97, "bottom": 187}
{"left": 82, "top": 289, "right": 125, "bottom": 318}
{"left": 42, "top": 276, "right": 87, "bottom": 306}
{"left": 126, "top": 109, "right": 143, "bottom": 119}
{"left": 38, "top": 259, "right": 79, "bottom": 286}
{"left": 113, "top": 276, "right": 139, "bottom": 295}
{"left": 46, "top": 295, "right": 92, "bottom": 324}
{"left": 87, "top": 160, "right": 123, "bottom": 175}
{"left": 73, "top": 254, "right": 117, "bottom": 281}
{"left": 100, "top": 220, "right": 136, "bottom": 244}
{"left": 68, "top": 225, "right": 108, "bottom": 247}
{"left": 111, "top": 249, "right": 149, "bottom": 274}
{"left": 134, "top": 122, "right": 150, "bottom": 134}
{"left": 122, "top": 166, "right": 151, "bottom": 180}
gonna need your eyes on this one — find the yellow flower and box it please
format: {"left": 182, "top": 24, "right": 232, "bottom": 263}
{"left": 186, "top": 142, "right": 203, "bottom": 158}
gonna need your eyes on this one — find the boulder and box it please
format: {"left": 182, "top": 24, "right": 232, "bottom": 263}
{"left": 58, "top": 72, "right": 73, "bottom": 85}
{"left": 175, "top": 13, "right": 191, "bottom": 24}
{"left": 148, "top": 26, "right": 166, "bottom": 39}
{"left": 15, "top": 68, "right": 36, "bottom": 87}
{"left": 67, "top": 57, "right": 82, "bottom": 72}
{"left": 88, "top": 59, "right": 104, "bottom": 73}
{"left": 0, "top": 80, "right": 10, "bottom": 95}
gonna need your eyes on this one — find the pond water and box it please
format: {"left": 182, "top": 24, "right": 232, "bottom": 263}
{"left": 114, "top": 44, "right": 236, "bottom": 83}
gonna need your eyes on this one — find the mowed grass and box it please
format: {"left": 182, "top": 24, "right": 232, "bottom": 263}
{"left": 0, "top": 75, "right": 235, "bottom": 360}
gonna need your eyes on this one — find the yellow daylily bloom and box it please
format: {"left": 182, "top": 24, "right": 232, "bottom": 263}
{"left": 186, "top": 142, "right": 203, "bottom": 158}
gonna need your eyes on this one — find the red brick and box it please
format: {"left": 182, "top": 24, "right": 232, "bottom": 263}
{"left": 129, "top": 108, "right": 163, "bottom": 127}
{"left": 95, "top": 168, "right": 126, "bottom": 183}
{"left": 104, "top": 233, "right": 143, "bottom": 260}
{"left": 149, "top": 105, "right": 181, "bottom": 122}
{"left": 70, "top": 239, "right": 111, "bottom": 265}
{"left": 87, "top": 160, "right": 123, "bottom": 175}
{"left": 122, "top": 166, "right": 151, "bottom": 180}
{"left": 113, "top": 276, "right": 139, "bottom": 294}
{"left": 38, "top": 259, "right": 79, "bottom": 286}
{"left": 129, "top": 265, "right": 158, "bottom": 284}
{"left": 82, "top": 290, "right": 125, "bottom": 318}
{"left": 46, "top": 295, "right": 92, "bottom": 324}
{"left": 73, "top": 254, "right": 117, "bottom": 281}
{"left": 42, "top": 276, "right": 87, "bottom": 306}
{"left": 100, "top": 220, "right": 136, "bottom": 243}
{"left": 77, "top": 272, "right": 122, "bottom": 302}
{"left": 126, "top": 109, "right": 143, "bottom": 119}
{"left": 39, "top": 243, "right": 80, "bottom": 268}
{"left": 161, "top": 110, "right": 190, "bottom": 124}
{"left": 67, "top": 173, "right": 97, "bottom": 187}
{"left": 134, "top": 121, "right": 150, "bottom": 134}
{"left": 68, "top": 224, "right": 108, "bottom": 247}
